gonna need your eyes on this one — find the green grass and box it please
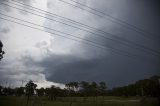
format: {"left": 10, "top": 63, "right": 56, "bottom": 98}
{"left": 0, "top": 96, "right": 159, "bottom": 106}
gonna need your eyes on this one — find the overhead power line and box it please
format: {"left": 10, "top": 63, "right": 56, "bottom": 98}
{"left": 1, "top": 1, "right": 160, "bottom": 57}
{"left": 58, "top": 0, "right": 158, "bottom": 40}
{"left": 69, "top": 0, "right": 157, "bottom": 37}
{"left": 10, "top": 0, "right": 158, "bottom": 40}
{"left": 0, "top": 14, "right": 153, "bottom": 61}
{"left": 7, "top": 0, "right": 160, "bottom": 54}
{"left": 7, "top": 0, "right": 160, "bottom": 55}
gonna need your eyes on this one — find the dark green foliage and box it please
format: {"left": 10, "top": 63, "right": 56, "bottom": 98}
{"left": 0, "top": 86, "right": 3, "bottom": 95}
{"left": 0, "top": 40, "right": 5, "bottom": 61}
{"left": 25, "top": 80, "right": 37, "bottom": 96}
{"left": 15, "top": 87, "right": 25, "bottom": 96}
{"left": 45, "top": 85, "right": 66, "bottom": 101}
{"left": 107, "top": 76, "right": 160, "bottom": 97}
{"left": 0, "top": 75, "right": 159, "bottom": 104}
{"left": 36, "top": 87, "right": 45, "bottom": 96}
{"left": 25, "top": 80, "right": 37, "bottom": 105}
{"left": 2, "top": 87, "right": 15, "bottom": 96}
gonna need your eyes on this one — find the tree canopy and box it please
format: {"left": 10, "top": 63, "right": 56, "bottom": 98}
{"left": 0, "top": 40, "right": 5, "bottom": 61}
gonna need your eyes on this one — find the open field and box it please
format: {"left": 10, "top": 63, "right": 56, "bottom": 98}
{"left": 0, "top": 96, "right": 159, "bottom": 106}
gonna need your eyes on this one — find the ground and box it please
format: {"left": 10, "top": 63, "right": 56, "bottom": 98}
{"left": 0, "top": 96, "right": 159, "bottom": 106}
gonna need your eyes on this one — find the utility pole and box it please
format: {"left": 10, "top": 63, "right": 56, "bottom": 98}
{"left": 5, "top": 81, "right": 8, "bottom": 88}
{"left": 21, "top": 80, "right": 24, "bottom": 87}
{"left": 141, "top": 87, "right": 144, "bottom": 97}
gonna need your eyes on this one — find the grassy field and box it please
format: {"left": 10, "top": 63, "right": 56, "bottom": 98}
{"left": 0, "top": 96, "right": 159, "bottom": 106}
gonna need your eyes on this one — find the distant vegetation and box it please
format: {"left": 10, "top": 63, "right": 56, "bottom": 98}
{"left": 107, "top": 76, "right": 160, "bottom": 97}
{"left": 0, "top": 40, "right": 5, "bottom": 61}
{"left": 0, "top": 76, "right": 160, "bottom": 106}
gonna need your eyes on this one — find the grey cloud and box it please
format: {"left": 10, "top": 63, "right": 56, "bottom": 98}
{"left": 0, "top": 0, "right": 33, "bottom": 35}
{"left": 21, "top": 52, "right": 160, "bottom": 88}
{"left": 0, "top": 0, "right": 32, "bottom": 13}
{"left": 0, "top": 0, "right": 160, "bottom": 88}
{"left": 0, "top": 57, "right": 44, "bottom": 87}
{"left": 34, "top": 0, "right": 160, "bottom": 88}
{"left": 35, "top": 41, "right": 48, "bottom": 48}
{"left": 0, "top": 26, "right": 10, "bottom": 33}
{"left": 84, "top": 0, "right": 160, "bottom": 58}
{"left": 17, "top": 0, "right": 34, "bottom": 15}
{"left": 0, "top": 0, "right": 11, "bottom": 35}
{"left": 0, "top": 3, "right": 11, "bottom": 12}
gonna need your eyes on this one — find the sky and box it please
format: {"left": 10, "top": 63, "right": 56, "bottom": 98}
{"left": 0, "top": 0, "right": 160, "bottom": 88}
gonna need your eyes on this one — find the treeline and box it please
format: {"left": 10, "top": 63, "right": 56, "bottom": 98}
{"left": 0, "top": 81, "right": 107, "bottom": 100}
{"left": 107, "top": 76, "right": 160, "bottom": 97}
{"left": 0, "top": 76, "right": 160, "bottom": 100}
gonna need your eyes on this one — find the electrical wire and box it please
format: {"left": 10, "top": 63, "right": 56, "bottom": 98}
{"left": 58, "top": 0, "right": 158, "bottom": 41}
{"left": 0, "top": 15, "right": 152, "bottom": 61}
{"left": 1, "top": 2, "right": 160, "bottom": 57}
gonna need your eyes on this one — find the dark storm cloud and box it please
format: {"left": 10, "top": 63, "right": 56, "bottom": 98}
{"left": 90, "top": 0, "right": 160, "bottom": 38}
{"left": 1, "top": 0, "right": 160, "bottom": 88}
{"left": 40, "top": 0, "right": 160, "bottom": 87}
{"left": 0, "top": 57, "right": 44, "bottom": 87}
{"left": 86, "top": 0, "right": 160, "bottom": 58}
{"left": 21, "top": 51, "right": 160, "bottom": 88}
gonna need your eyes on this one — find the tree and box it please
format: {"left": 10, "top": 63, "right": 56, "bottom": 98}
{"left": 90, "top": 82, "right": 98, "bottom": 102}
{"left": 45, "top": 85, "right": 62, "bottom": 101}
{"left": 36, "top": 87, "right": 45, "bottom": 96}
{"left": 25, "top": 80, "right": 37, "bottom": 96}
{"left": 135, "top": 78, "right": 159, "bottom": 97}
{"left": 79, "top": 81, "right": 90, "bottom": 96}
{"left": 15, "top": 87, "right": 25, "bottom": 96}
{"left": 66, "top": 82, "right": 79, "bottom": 94}
{"left": 0, "top": 40, "right": 5, "bottom": 61}
{"left": 50, "top": 85, "right": 57, "bottom": 100}
{"left": 66, "top": 82, "right": 79, "bottom": 106}
{"left": 106, "top": 76, "right": 160, "bottom": 97}
{"left": 72, "top": 82, "right": 79, "bottom": 92}
{"left": 90, "top": 82, "right": 98, "bottom": 96}
{"left": 65, "top": 82, "right": 72, "bottom": 91}
{"left": 99, "top": 82, "right": 107, "bottom": 100}
{"left": 2, "top": 87, "right": 15, "bottom": 96}
{"left": 0, "top": 40, "right": 3, "bottom": 53}
{"left": 0, "top": 86, "right": 2, "bottom": 95}
{"left": 25, "top": 80, "right": 37, "bottom": 105}
{"left": 45, "top": 88, "right": 50, "bottom": 98}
